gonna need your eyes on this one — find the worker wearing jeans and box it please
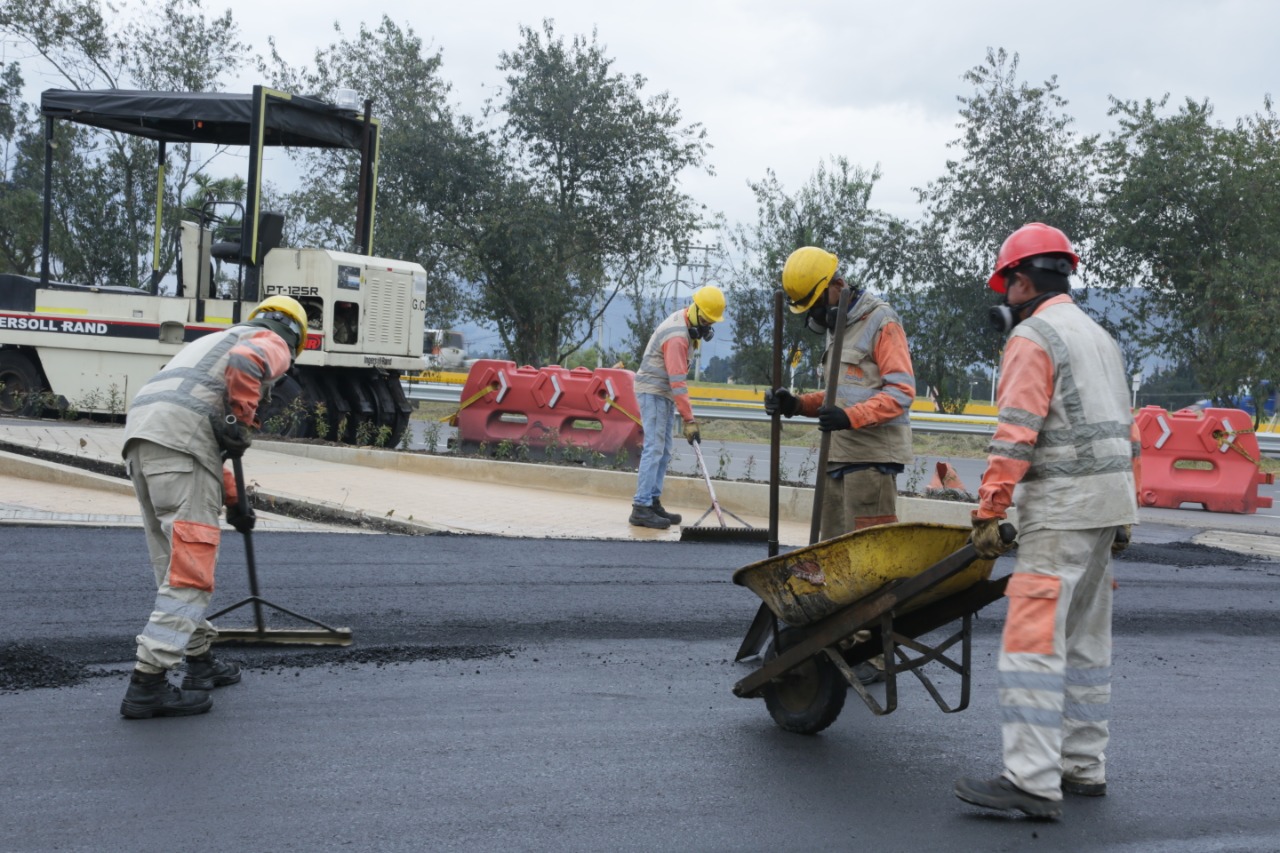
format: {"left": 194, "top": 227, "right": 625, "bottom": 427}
{"left": 633, "top": 392, "right": 677, "bottom": 522}
{"left": 629, "top": 285, "right": 726, "bottom": 530}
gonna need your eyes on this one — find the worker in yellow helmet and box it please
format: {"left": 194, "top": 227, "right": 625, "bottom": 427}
{"left": 766, "top": 247, "right": 916, "bottom": 684}
{"left": 117, "top": 295, "right": 307, "bottom": 719}
{"left": 768, "top": 247, "right": 916, "bottom": 535}
{"left": 630, "top": 284, "right": 726, "bottom": 529}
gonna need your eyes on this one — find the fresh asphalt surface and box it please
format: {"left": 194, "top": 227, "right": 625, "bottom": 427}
{"left": 3, "top": 524, "right": 1280, "bottom": 851}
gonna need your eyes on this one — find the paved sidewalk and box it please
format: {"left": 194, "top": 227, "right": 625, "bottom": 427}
{"left": 4, "top": 420, "right": 1275, "bottom": 555}
{"left": 0, "top": 421, "right": 811, "bottom": 543}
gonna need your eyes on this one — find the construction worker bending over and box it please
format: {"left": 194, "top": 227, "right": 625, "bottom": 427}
{"left": 954, "top": 224, "right": 1141, "bottom": 820}
{"left": 764, "top": 246, "right": 915, "bottom": 537}
{"left": 629, "top": 285, "right": 726, "bottom": 530}
{"left": 118, "top": 296, "right": 308, "bottom": 719}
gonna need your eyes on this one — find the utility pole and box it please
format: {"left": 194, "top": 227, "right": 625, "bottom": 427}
{"left": 596, "top": 308, "right": 605, "bottom": 369}
{"left": 680, "top": 243, "right": 717, "bottom": 381}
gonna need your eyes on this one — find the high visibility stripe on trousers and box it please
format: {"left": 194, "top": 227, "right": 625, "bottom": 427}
{"left": 126, "top": 440, "right": 224, "bottom": 672}
{"left": 998, "top": 527, "right": 1113, "bottom": 799}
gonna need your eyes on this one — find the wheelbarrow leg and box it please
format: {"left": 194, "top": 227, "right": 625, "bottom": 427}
{"left": 734, "top": 603, "right": 777, "bottom": 661}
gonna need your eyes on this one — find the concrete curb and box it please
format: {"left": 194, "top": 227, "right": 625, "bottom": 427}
{"left": 256, "top": 439, "right": 997, "bottom": 528}
{"left": 0, "top": 450, "right": 134, "bottom": 495}
{"left": 251, "top": 488, "right": 449, "bottom": 536}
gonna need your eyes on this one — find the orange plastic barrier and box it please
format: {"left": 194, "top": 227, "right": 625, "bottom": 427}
{"left": 1133, "top": 405, "right": 1274, "bottom": 513}
{"left": 455, "top": 360, "right": 643, "bottom": 463}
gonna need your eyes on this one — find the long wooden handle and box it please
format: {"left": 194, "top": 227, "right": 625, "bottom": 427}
{"left": 768, "top": 289, "right": 783, "bottom": 557}
{"left": 808, "top": 286, "right": 854, "bottom": 546}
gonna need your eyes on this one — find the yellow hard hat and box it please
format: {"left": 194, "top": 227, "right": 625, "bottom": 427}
{"left": 249, "top": 295, "right": 309, "bottom": 356}
{"left": 781, "top": 247, "right": 839, "bottom": 314}
{"left": 690, "top": 284, "right": 725, "bottom": 324}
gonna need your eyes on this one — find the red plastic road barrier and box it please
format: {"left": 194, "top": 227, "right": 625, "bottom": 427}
{"left": 1133, "top": 405, "right": 1274, "bottom": 513}
{"left": 455, "top": 360, "right": 643, "bottom": 463}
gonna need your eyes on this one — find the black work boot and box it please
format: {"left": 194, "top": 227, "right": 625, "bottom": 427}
{"left": 1062, "top": 777, "right": 1107, "bottom": 797}
{"left": 650, "top": 499, "right": 682, "bottom": 525}
{"left": 852, "top": 662, "right": 884, "bottom": 685}
{"left": 182, "top": 652, "right": 242, "bottom": 691}
{"left": 120, "top": 669, "right": 213, "bottom": 719}
{"left": 954, "top": 776, "right": 1062, "bottom": 819}
{"left": 629, "top": 503, "right": 671, "bottom": 529}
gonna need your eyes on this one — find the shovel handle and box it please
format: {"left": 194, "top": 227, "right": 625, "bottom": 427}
{"left": 809, "top": 286, "right": 853, "bottom": 545}
{"left": 230, "top": 455, "right": 266, "bottom": 634}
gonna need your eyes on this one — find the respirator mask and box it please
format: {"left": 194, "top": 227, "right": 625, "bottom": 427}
{"left": 687, "top": 305, "right": 714, "bottom": 342}
{"left": 986, "top": 259, "right": 1072, "bottom": 333}
{"left": 805, "top": 287, "right": 861, "bottom": 335}
{"left": 988, "top": 291, "right": 1062, "bottom": 334}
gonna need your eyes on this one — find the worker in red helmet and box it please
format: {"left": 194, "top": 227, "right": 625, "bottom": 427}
{"left": 954, "top": 224, "right": 1142, "bottom": 820}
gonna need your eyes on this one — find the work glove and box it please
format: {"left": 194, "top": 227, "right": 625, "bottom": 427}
{"left": 225, "top": 501, "right": 257, "bottom": 534}
{"left": 970, "top": 515, "right": 1014, "bottom": 560}
{"left": 683, "top": 420, "right": 701, "bottom": 445}
{"left": 212, "top": 414, "right": 253, "bottom": 460}
{"left": 1112, "top": 524, "right": 1131, "bottom": 555}
{"left": 816, "top": 404, "right": 852, "bottom": 432}
{"left": 763, "top": 388, "right": 799, "bottom": 418}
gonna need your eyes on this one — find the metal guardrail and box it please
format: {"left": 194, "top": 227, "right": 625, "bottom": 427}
{"left": 402, "top": 379, "right": 1280, "bottom": 457}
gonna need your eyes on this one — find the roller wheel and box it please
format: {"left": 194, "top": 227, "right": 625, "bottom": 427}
{"left": 337, "top": 370, "right": 376, "bottom": 444}
{"left": 761, "top": 627, "right": 847, "bottom": 735}
{"left": 0, "top": 350, "right": 44, "bottom": 416}
{"left": 382, "top": 372, "right": 411, "bottom": 447}
{"left": 294, "top": 368, "right": 347, "bottom": 442}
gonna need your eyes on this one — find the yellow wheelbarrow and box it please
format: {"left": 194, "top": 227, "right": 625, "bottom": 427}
{"left": 731, "top": 521, "right": 1015, "bottom": 734}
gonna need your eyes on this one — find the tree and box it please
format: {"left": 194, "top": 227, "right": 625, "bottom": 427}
{"left": 0, "top": 0, "right": 247, "bottom": 286}
{"left": 258, "top": 15, "right": 482, "bottom": 328}
{"left": 471, "top": 20, "right": 710, "bottom": 366}
{"left": 0, "top": 61, "right": 42, "bottom": 274}
{"left": 1098, "top": 95, "right": 1280, "bottom": 425}
{"left": 728, "top": 156, "right": 900, "bottom": 387}
{"left": 901, "top": 48, "right": 1099, "bottom": 413}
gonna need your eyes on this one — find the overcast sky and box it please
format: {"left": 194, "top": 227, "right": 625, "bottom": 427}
{"left": 210, "top": 0, "right": 1275, "bottom": 234}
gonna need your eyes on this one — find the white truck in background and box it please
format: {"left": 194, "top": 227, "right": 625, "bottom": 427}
{"left": 422, "top": 329, "right": 470, "bottom": 371}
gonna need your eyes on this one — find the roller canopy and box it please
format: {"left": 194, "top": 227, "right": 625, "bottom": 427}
{"left": 40, "top": 88, "right": 369, "bottom": 148}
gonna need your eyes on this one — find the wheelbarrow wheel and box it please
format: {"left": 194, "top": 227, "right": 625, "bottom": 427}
{"left": 761, "top": 627, "right": 846, "bottom": 735}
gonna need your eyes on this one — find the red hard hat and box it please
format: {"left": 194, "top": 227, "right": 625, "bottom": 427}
{"left": 988, "top": 223, "right": 1080, "bottom": 292}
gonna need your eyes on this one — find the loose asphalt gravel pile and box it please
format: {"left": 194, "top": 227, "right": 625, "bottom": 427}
{"left": 1117, "top": 540, "right": 1267, "bottom": 567}
{"left": 0, "top": 643, "right": 107, "bottom": 693}
{"left": 0, "top": 641, "right": 519, "bottom": 693}
{"left": 246, "top": 643, "right": 519, "bottom": 675}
